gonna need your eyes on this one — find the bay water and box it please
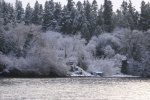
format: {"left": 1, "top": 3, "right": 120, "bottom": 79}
{"left": 0, "top": 78, "right": 150, "bottom": 100}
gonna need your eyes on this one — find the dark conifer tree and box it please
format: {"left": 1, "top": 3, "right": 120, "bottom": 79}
{"left": 60, "top": 0, "right": 75, "bottom": 34}
{"left": 103, "top": 0, "right": 113, "bottom": 32}
{"left": 67, "top": 0, "right": 74, "bottom": 12}
{"left": 1, "top": 0, "right": 9, "bottom": 25}
{"left": 8, "top": 3, "right": 15, "bottom": 23}
{"left": 139, "top": 1, "right": 150, "bottom": 31}
{"left": 24, "top": 3, "right": 32, "bottom": 25}
{"left": 42, "top": 0, "right": 54, "bottom": 31}
{"left": 128, "top": 0, "right": 139, "bottom": 30}
{"left": 84, "top": 0, "right": 92, "bottom": 21}
{"left": 90, "top": 0, "right": 98, "bottom": 33}
{"left": 96, "top": 5, "right": 104, "bottom": 30}
{"left": 32, "top": 1, "right": 41, "bottom": 25}
{"left": 39, "top": 4, "right": 43, "bottom": 25}
{"left": 81, "top": 15, "right": 90, "bottom": 40}
{"left": 82, "top": 0, "right": 92, "bottom": 39}
{"left": 15, "top": 0, "right": 24, "bottom": 23}
{"left": 72, "top": 1, "right": 83, "bottom": 33}
{"left": 53, "top": 2, "right": 62, "bottom": 31}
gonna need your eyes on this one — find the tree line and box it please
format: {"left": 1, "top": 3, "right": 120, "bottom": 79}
{"left": 0, "top": 0, "right": 150, "bottom": 40}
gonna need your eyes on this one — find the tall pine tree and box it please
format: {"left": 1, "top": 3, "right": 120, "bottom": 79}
{"left": 24, "top": 3, "right": 32, "bottom": 25}
{"left": 42, "top": 0, "right": 54, "bottom": 31}
{"left": 60, "top": 0, "right": 75, "bottom": 34}
{"left": 103, "top": 0, "right": 113, "bottom": 32}
{"left": 15, "top": 0, "right": 24, "bottom": 23}
{"left": 32, "top": 1, "right": 42, "bottom": 25}
{"left": 139, "top": 1, "right": 150, "bottom": 31}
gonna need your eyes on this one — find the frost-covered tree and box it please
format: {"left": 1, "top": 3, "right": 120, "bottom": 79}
{"left": 0, "top": 0, "right": 16, "bottom": 29}
{"left": 39, "top": 4, "right": 43, "bottom": 25}
{"left": 1, "top": 0, "right": 10, "bottom": 25}
{"left": 8, "top": 3, "right": 16, "bottom": 24}
{"left": 82, "top": 0, "right": 93, "bottom": 39}
{"left": 94, "top": 25, "right": 103, "bottom": 36}
{"left": 32, "top": 1, "right": 43, "bottom": 25}
{"left": 42, "top": 0, "right": 54, "bottom": 30}
{"left": 118, "top": 1, "right": 130, "bottom": 28}
{"left": 115, "top": 9, "right": 127, "bottom": 28}
{"left": 116, "top": 0, "right": 139, "bottom": 30}
{"left": 103, "top": 0, "right": 113, "bottom": 32}
{"left": 67, "top": 0, "right": 75, "bottom": 11}
{"left": 84, "top": 0, "right": 92, "bottom": 21}
{"left": 53, "top": 2, "right": 62, "bottom": 31}
{"left": 2, "top": 0, "right": 150, "bottom": 77}
{"left": 139, "top": 1, "right": 150, "bottom": 31}
{"left": 15, "top": 0, "right": 24, "bottom": 23}
{"left": 81, "top": 15, "right": 90, "bottom": 40}
{"left": 96, "top": 5, "right": 104, "bottom": 30}
{"left": 59, "top": 6, "right": 68, "bottom": 33}
{"left": 60, "top": 0, "right": 75, "bottom": 34}
{"left": 24, "top": 3, "right": 32, "bottom": 25}
{"left": 72, "top": 1, "right": 83, "bottom": 33}
{"left": 87, "top": 0, "right": 98, "bottom": 36}
{"left": 128, "top": 0, "right": 139, "bottom": 30}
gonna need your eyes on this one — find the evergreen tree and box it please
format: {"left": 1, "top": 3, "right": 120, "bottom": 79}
{"left": 92, "top": 0, "right": 98, "bottom": 13}
{"left": 84, "top": 0, "right": 92, "bottom": 21}
{"left": 15, "top": 0, "right": 24, "bottom": 23}
{"left": 24, "top": 3, "right": 32, "bottom": 25}
{"left": 94, "top": 25, "right": 103, "bottom": 36}
{"left": 53, "top": 2, "right": 62, "bottom": 31}
{"left": 90, "top": 0, "right": 98, "bottom": 33}
{"left": 118, "top": 1, "right": 130, "bottom": 28}
{"left": 96, "top": 5, "right": 104, "bottom": 31}
{"left": 103, "top": 0, "right": 113, "bottom": 32}
{"left": 72, "top": 1, "right": 83, "bottom": 33}
{"left": 32, "top": 1, "right": 42, "bottom": 25}
{"left": 39, "top": 4, "right": 43, "bottom": 25}
{"left": 67, "top": 0, "right": 75, "bottom": 11}
{"left": 115, "top": 9, "right": 125, "bottom": 28}
{"left": 0, "top": 0, "right": 2, "bottom": 27}
{"left": 128, "top": 0, "right": 139, "bottom": 30}
{"left": 76, "top": 1, "right": 83, "bottom": 11}
{"left": 1, "top": 0, "right": 9, "bottom": 25}
{"left": 54, "top": 3, "right": 62, "bottom": 21}
{"left": 0, "top": 0, "right": 16, "bottom": 27}
{"left": 8, "top": 3, "right": 15, "bottom": 23}
{"left": 81, "top": 15, "right": 90, "bottom": 40}
{"left": 42, "top": 0, "right": 54, "bottom": 31}
{"left": 116, "top": 0, "right": 139, "bottom": 30}
{"left": 82, "top": 0, "right": 92, "bottom": 39}
{"left": 49, "top": 0, "right": 55, "bottom": 28}
{"left": 139, "top": 1, "right": 150, "bottom": 31}
{"left": 60, "top": 0, "right": 75, "bottom": 34}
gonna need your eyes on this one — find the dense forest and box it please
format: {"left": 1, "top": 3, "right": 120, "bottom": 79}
{"left": 0, "top": 0, "right": 150, "bottom": 77}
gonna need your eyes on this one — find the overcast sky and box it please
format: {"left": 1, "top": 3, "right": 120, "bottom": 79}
{"left": 5, "top": 0, "right": 150, "bottom": 11}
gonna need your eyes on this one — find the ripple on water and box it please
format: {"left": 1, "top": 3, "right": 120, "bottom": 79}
{"left": 0, "top": 78, "right": 150, "bottom": 100}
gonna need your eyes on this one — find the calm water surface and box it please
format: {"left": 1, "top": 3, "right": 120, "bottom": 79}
{"left": 0, "top": 78, "right": 150, "bottom": 100}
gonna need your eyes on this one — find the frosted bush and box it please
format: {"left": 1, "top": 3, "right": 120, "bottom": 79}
{"left": 86, "top": 36, "right": 98, "bottom": 57}
{"left": 104, "top": 45, "right": 115, "bottom": 58}
{"left": 88, "top": 58, "right": 121, "bottom": 76}
{"left": 1, "top": 24, "right": 138, "bottom": 77}
{"left": 98, "top": 33, "right": 121, "bottom": 51}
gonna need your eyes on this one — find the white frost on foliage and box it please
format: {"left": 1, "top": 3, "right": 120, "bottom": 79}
{"left": 0, "top": 25, "right": 129, "bottom": 76}
{"left": 104, "top": 45, "right": 115, "bottom": 58}
{"left": 98, "top": 33, "right": 121, "bottom": 49}
{"left": 88, "top": 54, "right": 123, "bottom": 76}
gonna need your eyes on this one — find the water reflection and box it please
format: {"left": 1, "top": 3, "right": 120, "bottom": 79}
{"left": 0, "top": 78, "right": 150, "bottom": 100}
